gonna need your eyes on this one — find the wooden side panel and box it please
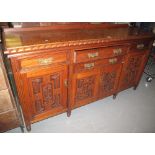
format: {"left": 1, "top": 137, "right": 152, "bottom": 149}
{"left": 0, "top": 89, "right": 14, "bottom": 113}
{"left": 0, "top": 110, "right": 19, "bottom": 132}
{"left": 0, "top": 66, "right": 7, "bottom": 90}
{"left": 0, "top": 52, "right": 20, "bottom": 132}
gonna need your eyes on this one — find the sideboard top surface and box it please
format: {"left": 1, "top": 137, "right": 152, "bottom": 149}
{"left": 2, "top": 26, "right": 155, "bottom": 55}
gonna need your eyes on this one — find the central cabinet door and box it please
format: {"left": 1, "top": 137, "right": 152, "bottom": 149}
{"left": 99, "top": 63, "right": 122, "bottom": 98}
{"left": 21, "top": 64, "right": 68, "bottom": 122}
{"left": 72, "top": 67, "right": 99, "bottom": 108}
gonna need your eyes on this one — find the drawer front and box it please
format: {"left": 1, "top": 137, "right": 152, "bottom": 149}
{"left": 0, "top": 66, "right": 7, "bottom": 90}
{"left": 74, "top": 46, "right": 128, "bottom": 63}
{"left": 19, "top": 52, "right": 67, "bottom": 69}
{"left": 130, "top": 41, "right": 150, "bottom": 52}
{"left": 99, "top": 46, "right": 128, "bottom": 58}
{"left": 74, "top": 56, "right": 124, "bottom": 73}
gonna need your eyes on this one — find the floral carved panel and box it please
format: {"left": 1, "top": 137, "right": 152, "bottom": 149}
{"left": 122, "top": 56, "right": 142, "bottom": 86}
{"left": 100, "top": 72, "right": 117, "bottom": 93}
{"left": 30, "top": 73, "right": 62, "bottom": 115}
{"left": 75, "top": 76, "right": 95, "bottom": 102}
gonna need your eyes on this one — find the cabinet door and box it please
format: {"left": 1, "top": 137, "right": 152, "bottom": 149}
{"left": 99, "top": 63, "right": 122, "bottom": 98}
{"left": 118, "top": 53, "right": 146, "bottom": 91}
{"left": 20, "top": 65, "right": 68, "bottom": 122}
{"left": 72, "top": 69, "right": 99, "bottom": 108}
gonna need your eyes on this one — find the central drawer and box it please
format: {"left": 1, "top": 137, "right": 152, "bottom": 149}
{"left": 73, "top": 56, "right": 124, "bottom": 73}
{"left": 74, "top": 45, "right": 128, "bottom": 63}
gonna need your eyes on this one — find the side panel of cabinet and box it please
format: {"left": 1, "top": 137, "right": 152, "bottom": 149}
{"left": 19, "top": 64, "right": 68, "bottom": 124}
{"left": 71, "top": 69, "right": 99, "bottom": 108}
{"left": 99, "top": 63, "right": 122, "bottom": 98}
{"left": 118, "top": 52, "right": 147, "bottom": 91}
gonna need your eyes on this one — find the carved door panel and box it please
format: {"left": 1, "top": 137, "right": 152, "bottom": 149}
{"left": 99, "top": 63, "right": 122, "bottom": 98}
{"left": 118, "top": 53, "right": 146, "bottom": 91}
{"left": 72, "top": 69, "right": 99, "bottom": 108}
{"left": 21, "top": 65, "right": 68, "bottom": 120}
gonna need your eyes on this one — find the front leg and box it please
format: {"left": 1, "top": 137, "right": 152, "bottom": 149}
{"left": 113, "top": 93, "right": 117, "bottom": 99}
{"left": 67, "top": 109, "right": 71, "bottom": 117}
{"left": 26, "top": 124, "right": 31, "bottom": 132}
{"left": 133, "top": 85, "right": 138, "bottom": 90}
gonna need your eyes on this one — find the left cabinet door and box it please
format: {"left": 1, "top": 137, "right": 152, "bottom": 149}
{"left": 20, "top": 64, "right": 68, "bottom": 123}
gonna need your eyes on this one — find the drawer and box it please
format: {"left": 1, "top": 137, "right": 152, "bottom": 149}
{"left": 0, "top": 66, "right": 7, "bottom": 90}
{"left": 130, "top": 41, "right": 150, "bottom": 52}
{"left": 19, "top": 52, "right": 67, "bottom": 69}
{"left": 74, "top": 56, "right": 124, "bottom": 73}
{"left": 74, "top": 46, "right": 128, "bottom": 63}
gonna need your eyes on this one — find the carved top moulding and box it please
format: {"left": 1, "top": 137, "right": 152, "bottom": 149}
{"left": 2, "top": 24, "right": 155, "bottom": 55}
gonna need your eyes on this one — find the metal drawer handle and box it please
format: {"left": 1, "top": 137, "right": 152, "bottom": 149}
{"left": 109, "top": 58, "right": 117, "bottom": 64}
{"left": 137, "top": 44, "right": 144, "bottom": 49}
{"left": 113, "top": 48, "right": 122, "bottom": 55}
{"left": 88, "top": 52, "right": 99, "bottom": 58}
{"left": 38, "top": 57, "right": 53, "bottom": 65}
{"left": 84, "top": 63, "right": 95, "bottom": 69}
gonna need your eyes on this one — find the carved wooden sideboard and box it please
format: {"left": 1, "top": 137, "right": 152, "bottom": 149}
{"left": 2, "top": 23, "right": 155, "bottom": 131}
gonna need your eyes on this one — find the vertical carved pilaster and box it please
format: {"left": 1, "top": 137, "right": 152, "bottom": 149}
{"left": 32, "top": 78, "right": 44, "bottom": 113}
{"left": 42, "top": 83, "right": 53, "bottom": 104}
{"left": 50, "top": 74, "right": 60, "bottom": 89}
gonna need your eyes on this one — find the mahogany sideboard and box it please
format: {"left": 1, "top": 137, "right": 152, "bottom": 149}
{"left": 2, "top": 23, "right": 155, "bottom": 131}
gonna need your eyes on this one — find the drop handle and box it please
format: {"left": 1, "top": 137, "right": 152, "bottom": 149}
{"left": 88, "top": 52, "right": 99, "bottom": 58}
{"left": 113, "top": 48, "right": 122, "bottom": 55}
{"left": 109, "top": 58, "right": 117, "bottom": 64}
{"left": 84, "top": 63, "right": 95, "bottom": 69}
{"left": 64, "top": 79, "right": 68, "bottom": 87}
{"left": 38, "top": 57, "right": 53, "bottom": 65}
{"left": 137, "top": 44, "right": 144, "bottom": 49}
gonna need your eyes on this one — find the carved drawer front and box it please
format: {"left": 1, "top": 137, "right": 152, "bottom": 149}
{"left": 74, "top": 45, "right": 128, "bottom": 63}
{"left": 74, "top": 56, "right": 124, "bottom": 73}
{"left": 99, "top": 63, "right": 122, "bottom": 98}
{"left": 0, "top": 66, "right": 7, "bottom": 90}
{"left": 130, "top": 40, "right": 150, "bottom": 53}
{"left": 20, "top": 65, "right": 68, "bottom": 122}
{"left": 19, "top": 52, "right": 67, "bottom": 69}
{"left": 118, "top": 52, "right": 146, "bottom": 91}
{"left": 72, "top": 70, "right": 99, "bottom": 108}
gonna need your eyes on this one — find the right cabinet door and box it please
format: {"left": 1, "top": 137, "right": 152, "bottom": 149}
{"left": 118, "top": 52, "right": 146, "bottom": 91}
